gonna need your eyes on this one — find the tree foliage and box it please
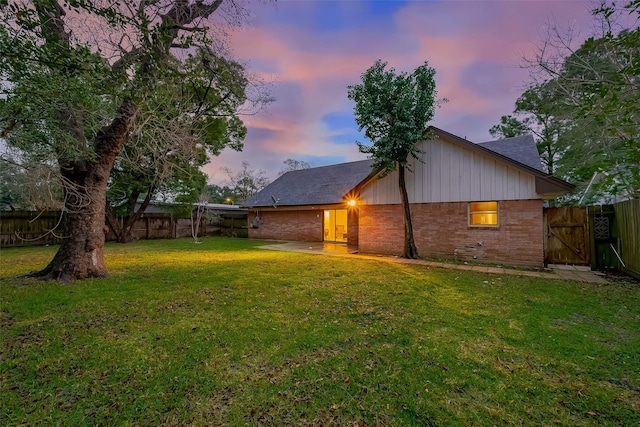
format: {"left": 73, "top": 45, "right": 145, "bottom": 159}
{"left": 202, "top": 184, "right": 236, "bottom": 204}
{"left": 347, "top": 60, "right": 438, "bottom": 174}
{"left": 516, "top": 0, "right": 640, "bottom": 203}
{"left": 0, "top": 151, "right": 63, "bottom": 211}
{"left": 490, "top": 81, "right": 570, "bottom": 175}
{"left": 278, "top": 158, "right": 311, "bottom": 176}
{"left": 0, "top": 0, "right": 263, "bottom": 280}
{"left": 347, "top": 60, "right": 439, "bottom": 259}
{"left": 489, "top": 115, "right": 529, "bottom": 139}
{"left": 105, "top": 52, "right": 249, "bottom": 242}
{"left": 221, "top": 161, "right": 270, "bottom": 204}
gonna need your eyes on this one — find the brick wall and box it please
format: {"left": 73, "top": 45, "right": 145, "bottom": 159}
{"left": 359, "top": 200, "right": 544, "bottom": 267}
{"left": 248, "top": 210, "right": 323, "bottom": 241}
{"left": 347, "top": 208, "right": 359, "bottom": 246}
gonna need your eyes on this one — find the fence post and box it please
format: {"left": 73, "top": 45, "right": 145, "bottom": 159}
{"left": 587, "top": 206, "right": 597, "bottom": 271}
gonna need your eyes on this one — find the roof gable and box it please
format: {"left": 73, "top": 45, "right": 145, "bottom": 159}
{"left": 429, "top": 127, "right": 573, "bottom": 197}
{"left": 355, "top": 127, "right": 573, "bottom": 199}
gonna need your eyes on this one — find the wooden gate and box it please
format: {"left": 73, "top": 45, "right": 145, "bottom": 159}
{"left": 544, "top": 206, "right": 590, "bottom": 265}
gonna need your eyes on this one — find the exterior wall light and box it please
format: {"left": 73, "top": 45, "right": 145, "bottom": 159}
{"left": 347, "top": 199, "right": 357, "bottom": 207}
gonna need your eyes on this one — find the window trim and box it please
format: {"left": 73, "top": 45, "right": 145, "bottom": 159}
{"left": 468, "top": 201, "right": 499, "bottom": 228}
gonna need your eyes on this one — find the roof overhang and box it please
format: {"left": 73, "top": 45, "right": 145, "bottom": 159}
{"left": 242, "top": 203, "right": 350, "bottom": 211}
{"left": 535, "top": 175, "right": 575, "bottom": 199}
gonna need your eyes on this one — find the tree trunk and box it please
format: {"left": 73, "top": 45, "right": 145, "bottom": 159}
{"left": 398, "top": 163, "right": 419, "bottom": 259}
{"left": 105, "top": 187, "right": 154, "bottom": 243}
{"left": 105, "top": 206, "right": 125, "bottom": 243}
{"left": 26, "top": 99, "right": 138, "bottom": 282}
{"left": 105, "top": 206, "right": 136, "bottom": 244}
{"left": 30, "top": 170, "right": 111, "bottom": 281}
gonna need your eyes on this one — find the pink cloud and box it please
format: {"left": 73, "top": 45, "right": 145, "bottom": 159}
{"left": 204, "top": 1, "right": 598, "bottom": 184}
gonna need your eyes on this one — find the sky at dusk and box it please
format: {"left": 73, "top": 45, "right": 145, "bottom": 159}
{"left": 203, "top": 0, "right": 597, "bottom": 185}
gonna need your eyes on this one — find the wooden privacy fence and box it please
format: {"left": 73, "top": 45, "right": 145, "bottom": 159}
{"left": 543, "top": 200, "right": 640, "bottom": 278}
{"left": 611, "top": 199, "right": 640, "bottom": 278}
{"left": 0, "top": 211, "right": 64, "bottom": 247}
{"left": 0, "top": 210, "right": 248, "bottom": 248}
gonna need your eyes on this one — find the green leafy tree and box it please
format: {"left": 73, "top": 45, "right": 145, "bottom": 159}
{"left": 0, "top": 160, "right": 27, "bottom": 211}
{"left": 203, "top": 184, "right": 236, "bottom": 204}
{"left": 490, "top": 81, "right": 570, "bottom": 175}
{"left": 523, "top": 0, "right": 640, "bottom": 202}
{"left": 0, "top": 159, "right": 63, "bottom": 212}
{"left": 347, "top": 60, "right": 439, "bottom": 259}
{"left": 106, "top": 53, "right": 248, "bottom": 243}
{"left": 489, "top": 115, "right": 529, "bottom": 139}
{"left": 0, "top": 0, "right": 260, "bottom": 281}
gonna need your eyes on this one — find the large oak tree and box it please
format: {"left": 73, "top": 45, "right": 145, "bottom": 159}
{"left": 0, "top": 0, "right": 256, "bottom": 281}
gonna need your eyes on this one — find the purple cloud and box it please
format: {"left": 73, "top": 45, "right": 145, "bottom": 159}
{"left": 206, "top": 1, "right": 597, "bottom": 183}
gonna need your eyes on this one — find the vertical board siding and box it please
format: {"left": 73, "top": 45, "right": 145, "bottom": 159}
{"left": 461, "top": 149, "right": 472, "bottom": 201}
{"left": 361, "top": 138, "right": 538, "bottom": 205}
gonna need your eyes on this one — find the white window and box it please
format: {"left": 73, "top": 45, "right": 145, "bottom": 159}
{"left": 469, "top": 201, "right": 498, "bottom": 227}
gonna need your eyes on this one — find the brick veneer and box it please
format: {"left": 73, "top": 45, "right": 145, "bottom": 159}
{"left": 347, "top": 208, "right": 359, "bottom": 247}
{"left": 248, "top": 210, "right": 323, "bottom": 242}
{"left": 358, "top": 200, "right": 544, "bottom": 267}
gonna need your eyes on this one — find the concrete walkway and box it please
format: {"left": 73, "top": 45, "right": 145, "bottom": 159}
{"left": 546, "top": 264, "right": 609, "bottom": 284}
{"left": 258, "top": 241, "right": 609, "bottom": 285}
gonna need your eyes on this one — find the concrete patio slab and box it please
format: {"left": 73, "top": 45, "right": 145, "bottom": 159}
{"left": 258, "top": 241, "right": 610, "bottom": 284}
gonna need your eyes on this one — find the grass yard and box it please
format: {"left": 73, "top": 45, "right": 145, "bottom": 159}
{"left": 1, "top": 237, "right": 639, "bottom": 426}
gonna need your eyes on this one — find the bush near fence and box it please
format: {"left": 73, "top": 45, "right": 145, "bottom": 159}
{"left": 0, "top": 210, "right": 247, "bottom": 248}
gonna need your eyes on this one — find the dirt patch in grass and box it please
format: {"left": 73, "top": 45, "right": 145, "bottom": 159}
{"left": 601, "top": 269, "right": 640, "bottom": 285}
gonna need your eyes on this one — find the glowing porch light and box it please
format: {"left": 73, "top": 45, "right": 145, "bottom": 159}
{"left": 347, "top": 199, "right": 357, "bottom": 207}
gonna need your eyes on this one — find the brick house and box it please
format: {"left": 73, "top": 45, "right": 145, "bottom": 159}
{"left": 242, "top": 127, "right": 573, "bottom": 267}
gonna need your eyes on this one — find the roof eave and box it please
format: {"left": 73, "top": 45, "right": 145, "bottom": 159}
{"left": 240, "top": 202, "right": 348, "bottom": 211}
{"left": 535, "top": 175, "right": 575, "bottom": 198}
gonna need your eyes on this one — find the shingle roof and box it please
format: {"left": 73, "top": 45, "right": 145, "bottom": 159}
{"left": 242, "top": 159, "right": 375, "bottom": 208}
{"left": 478, "top": 134, "right": 543, "bottom": 171}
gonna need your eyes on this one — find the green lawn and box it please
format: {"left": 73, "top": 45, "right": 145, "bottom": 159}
{"left": 1, "top": 238, "right": 638, "bottom": 426}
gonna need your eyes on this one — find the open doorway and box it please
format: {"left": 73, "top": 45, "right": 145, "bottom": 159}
{"left": 324, "top": 209, "right": 348, "bottom": 243}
